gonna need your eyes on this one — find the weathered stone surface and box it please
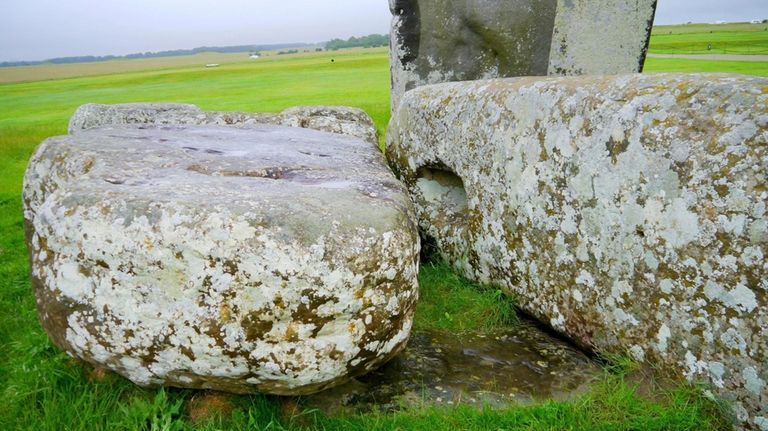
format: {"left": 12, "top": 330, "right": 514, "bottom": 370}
{"left": 387, "top": 74, "right": 767, "bottom": 429}
{"left": 68, "top": 103, "right": 379, "bottom": 145}
{"left": 276, "top": 106, "right": 379, "bottom": 147}
{"left": 389, "top": 0, "right": 657, "bottom": 111}
{"left": 300, "top": 325, "right": 601, "bottom": 415}
{"left": 547, "top": 0, "right": 659, "bottom": 76}
{"left": 23, "top": 124, "right": 419, "bottom": 395}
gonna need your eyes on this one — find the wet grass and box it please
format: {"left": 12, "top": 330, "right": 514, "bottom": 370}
{"left": 0, "top": 43, "right": 748, "bottom": 430}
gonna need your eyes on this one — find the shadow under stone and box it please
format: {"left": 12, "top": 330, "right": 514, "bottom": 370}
{"left": 299, "top": 322, "right": 602, "bottom": 415}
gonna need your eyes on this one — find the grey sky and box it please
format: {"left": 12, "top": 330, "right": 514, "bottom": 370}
{"left": 0, "top": 0, "right": 766, "bottom": 62}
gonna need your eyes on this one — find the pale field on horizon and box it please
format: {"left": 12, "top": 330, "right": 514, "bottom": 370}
{"left": 0, "top": 47, "right": 379, "bottom": 84}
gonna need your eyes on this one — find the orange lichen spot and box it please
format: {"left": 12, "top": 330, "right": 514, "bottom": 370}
{"left": 219, "top": 304, "right": 232, "bottom": 322}
{"left": 703, "top": 202, "right": 718, "bottom": 220}
{"left": 285, "top": 322, "right": 300, "bottom": 342}
{"left": 82, "top": 158, "right": 95, "bottom": 173}
{"left": 186, "top": 391, "right": 235, "bottom": 424}
{"left": 87, "top": 365, "right": 113, "bottom": 383}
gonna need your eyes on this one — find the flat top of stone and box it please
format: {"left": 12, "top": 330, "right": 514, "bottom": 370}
{"left": 32, "top": 124, "right": 408, "bottom": 243}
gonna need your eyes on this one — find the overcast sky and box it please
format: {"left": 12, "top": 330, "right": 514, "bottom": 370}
{"left": 0, "top": 0, "right": 766, "bottom": 62}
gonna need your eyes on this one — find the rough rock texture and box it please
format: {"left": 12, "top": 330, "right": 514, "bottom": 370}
{"left": 68, "top": 103, "right": 379, "bottom": 146}
{"left": 23, "top": 124, "right": 419, "bottom": 395}
{"left": 389, "top": 0, "right": 657, "bottom": 111}
{"left": 387, "top": 74, "right": 767, "bottom": 429}
{"left": 547, "top": 0, "right": 659, "bottom": 76}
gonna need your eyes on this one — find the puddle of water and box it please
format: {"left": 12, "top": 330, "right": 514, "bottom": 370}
{"left": 300, "top": 324, "right": 601, "bottom": 415}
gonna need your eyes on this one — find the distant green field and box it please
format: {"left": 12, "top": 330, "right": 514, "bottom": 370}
{"left": 0, "top": 47, "right": 379, "bottom": 84}
{"left": 644, "top": 56, "right": 768, "bottom": 76}
{"left": 650, "top": 22, "right": 768, "bottom": 55}
{"left": 0, "top": 48, "right": 391, "bottom": 194}
{"left": 0, "top": 31, "right": 760, "bottom": 430}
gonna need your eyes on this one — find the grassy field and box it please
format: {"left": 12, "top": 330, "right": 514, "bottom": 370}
{"left": 0, "top": 48, "right": 372, "bottom": 85}
{"left": 0, "top": 52, "right": 256, "bottom": 84}
{"left": 1, "top": 27, "right": 764, "bottom": 430}
{"left": 644, "top": 56, "right": 768, "bottom": 76}
{"left": 650, "top": 22, "right": 768, "bottom": 55}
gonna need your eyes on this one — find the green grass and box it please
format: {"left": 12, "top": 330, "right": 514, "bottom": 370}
{"left": 652, "top": 22, "right": 767, "bottom": 34}
{"left": 0, "top": 35, "right": 757, "bottom": 430}
{"left": 0, "top": 345, "right": 731, "bottom": 430}
{"left": 415, "top": 261, "right": 517, "bottom": 332}
{"left": 650, "top": 22, "right": 768, "bottom": 55}
{"left": 0, "top": 49, "right": 391, "bottom": 195}
{"left": 644, "top": 57, "right": 768, "bottom": 76}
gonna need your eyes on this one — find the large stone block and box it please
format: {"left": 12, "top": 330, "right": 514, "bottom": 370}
{"left": 23, "top": 124, "right": 419, "bottom": 395}
{"left": 390, "top": 0, "right": 658, "bottom": 111}
{"left": 68, "top": 103, "right": 379, "bottom": 146}
{"left": 387, "top": 74, "right": 767, "bottom": 429}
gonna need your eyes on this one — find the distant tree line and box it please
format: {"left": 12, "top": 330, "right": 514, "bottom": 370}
{"left": 325, "top": 34, "right": 388, "bottom": 51}
{"left": 0, "top": 43, "right": 311, "bottom": 68}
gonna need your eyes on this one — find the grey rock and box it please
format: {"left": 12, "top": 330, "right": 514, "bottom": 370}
{"left": 390, "top": 0, "right": 657, "bottom": 111}
{"left": 68, "top": 103, "right": 379, "bottom": 146}
{"left": 67, "top": 103, "right": 208, "bottom": 132}
{"left": 23, "top": 124, "right": 419, "bottom": 395}
{"left": 387, "top": 73, "right": 768, "bottom": 430}
{"left": 548, "top": 0, "right": 659, "bottom": 76}
{"left": 275, "top": 106, "right": 379, "bottom": 148}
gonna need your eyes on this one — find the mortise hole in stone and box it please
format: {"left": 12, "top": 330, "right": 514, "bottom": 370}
{"left": 415, "top": 165, "right": 469, "bottom": 216}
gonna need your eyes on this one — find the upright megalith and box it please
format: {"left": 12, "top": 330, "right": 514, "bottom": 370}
{"left": 387, "top": 73, "right": 768, "bottom": 429}
{"left": 547, "top": 0, "right": 659, "bottom": 75}
{"left": 24, "top": 124, "right": 419, "bottom": 395}
{"left": 390, "top": 0, "right": 658, "bottom": 111}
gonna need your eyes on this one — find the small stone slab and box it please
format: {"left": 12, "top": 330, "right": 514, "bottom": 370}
{"left": 68, "top": 103, "right": 379, "bottom": 146}
{"left": 300, "top": 325, "right": 601, "bottom": 414}
{"left": 23, "top": 124, "right": 419, "bottom": 395}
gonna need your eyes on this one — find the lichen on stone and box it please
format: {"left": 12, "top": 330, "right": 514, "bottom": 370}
{"left": 24, "top": 123, "right": 420, "bottom": 395}
{"left": 387, "top": 73, "right": 767, "bottom": 430}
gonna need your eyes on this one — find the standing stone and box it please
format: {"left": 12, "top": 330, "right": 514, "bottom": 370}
{"left": 24, "top": 124, "right": 419, "bottom": 395}
{"left": 68, "top": 103, "right": 379, "bottom": 146}
{"left": 548, "top": 0, "right": 659, "bottom": 76}
{"left": 387, "top": 74, "right": 767, "bottom": 430}
{"left": 390, "top": 0, "right": 658, "bottom": 111}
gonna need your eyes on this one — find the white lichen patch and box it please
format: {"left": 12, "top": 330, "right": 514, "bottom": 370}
{"left": 23, "top": 124, "right": 419, "bottom": 395}
{"left": 387, "top": 73, "right": 768, "bottom": 428}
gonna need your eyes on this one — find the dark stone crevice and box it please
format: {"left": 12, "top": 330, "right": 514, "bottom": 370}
{"left": 414, "top": 165, "right": 469, "bottom": 215}
{"left": 391, "top": 0, "right": 420, "bottom": 66}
